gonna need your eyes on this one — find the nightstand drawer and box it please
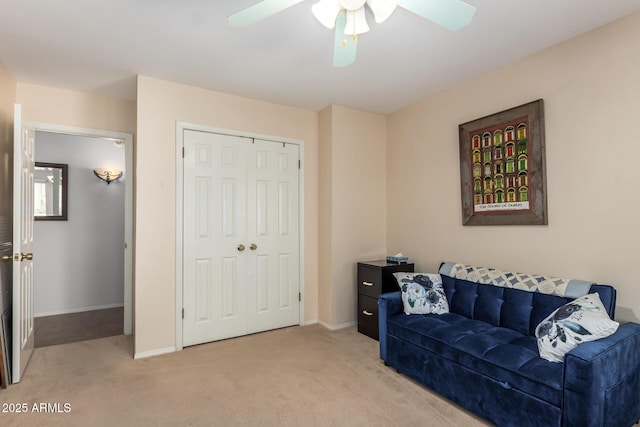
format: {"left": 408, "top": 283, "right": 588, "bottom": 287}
{"left": 358, "top": 266, "right": 382, "bottom": 298}
{"left": 357, "top": 295, "right": 379, "bottom": 340}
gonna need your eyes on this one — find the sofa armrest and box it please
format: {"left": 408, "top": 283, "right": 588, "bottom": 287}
{"left": 379, "top": 291, "right": 403, "bottom": 362}
{"left": 563, "top": 322, "right": 640, "bottom": 427}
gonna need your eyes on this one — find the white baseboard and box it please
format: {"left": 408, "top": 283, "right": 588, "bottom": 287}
{"left": 318, "top": 320, "right": 356, "bottom": 331}
{"left": 301, "top": 319, "right": 318, "bottom": 326}
{"left": 35, "top": 303, "right": 125, "bottom": 318}
{"left": 134, "top": 346, "right": 176, "bottom": 360}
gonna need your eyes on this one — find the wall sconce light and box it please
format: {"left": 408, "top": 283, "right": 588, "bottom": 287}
{"left": 93, "top": 168, "right": 123, "bottom": 184}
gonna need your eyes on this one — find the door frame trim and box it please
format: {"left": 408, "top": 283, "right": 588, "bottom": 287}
{"left": 26, "top": 121, "right": 134, "bottom": 336}
{"left": 175, "top": 122, "right": 305, "bottom": 351}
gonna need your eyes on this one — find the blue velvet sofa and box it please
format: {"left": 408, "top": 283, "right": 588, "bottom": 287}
{"left": 379, "top": 266, "right": 640, "bottom": 427}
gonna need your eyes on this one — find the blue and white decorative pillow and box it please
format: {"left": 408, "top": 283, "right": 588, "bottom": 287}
{"left": 393, "top": 273, "right": 449, "bottom": 315}
{"left": 535, "top": 293, "right": 619, "bottom": 363}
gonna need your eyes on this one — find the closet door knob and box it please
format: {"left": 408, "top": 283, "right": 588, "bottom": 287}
{"left": 249, "top": 243, "right": 257, "bottom": 251}
{"left": 237, "top": 244, "right": 245, "bottom": 252}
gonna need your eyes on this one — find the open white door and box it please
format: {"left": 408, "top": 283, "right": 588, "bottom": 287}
{"left": 12, "top": 104, "right": 35, "bottom": 383}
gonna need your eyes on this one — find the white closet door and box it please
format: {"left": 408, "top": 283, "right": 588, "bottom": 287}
{"left": 182, "top": 131, "right": 300, "bottom": 347}
{"left": 246, "top": 140, "right": 300, "bottom": 333}
{"left": 183, "top": 130, "right": 249, "bottom": 346}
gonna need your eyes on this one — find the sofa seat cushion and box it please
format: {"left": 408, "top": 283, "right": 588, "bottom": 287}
{"left": 387, "top": 312, "right": 564, "bottom": 406}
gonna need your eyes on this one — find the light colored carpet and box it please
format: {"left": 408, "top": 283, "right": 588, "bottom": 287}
{"left": 0, "top": 325, "right": 488, "bottom": 426}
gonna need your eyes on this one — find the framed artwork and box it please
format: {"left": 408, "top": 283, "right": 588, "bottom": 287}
{"left": 458, "top": 99, "right": 547, "bottom": 225}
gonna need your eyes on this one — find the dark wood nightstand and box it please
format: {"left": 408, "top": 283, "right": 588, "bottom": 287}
{"left": 357, "top": 260, "right": 415, "bottom": 340}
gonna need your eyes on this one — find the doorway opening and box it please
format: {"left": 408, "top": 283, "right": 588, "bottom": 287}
{"left": 30, "top": 124, "right": 133, "bottom": 348}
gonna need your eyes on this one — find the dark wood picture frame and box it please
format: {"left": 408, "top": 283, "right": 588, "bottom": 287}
{"left": 34, "top": 162, "right": 68, "bottom": 221}
{"left": 458, "top": 99, "right": 547, "bottom": 225}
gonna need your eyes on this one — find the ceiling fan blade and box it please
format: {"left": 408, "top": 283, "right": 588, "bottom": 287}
{"left": 397, "top": 0, "right": 476, "bottom": 31}
{"left": 228, "top": 0, "right": 306, "bottom": 28}
{"left": 333, "top": 11, "right": 357, "bottom": 67}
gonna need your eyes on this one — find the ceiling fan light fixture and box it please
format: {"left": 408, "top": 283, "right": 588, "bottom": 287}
{"left": 312, "top": 0, "right": 342, "bottom": 29}
{"left": 367, "top": 0, "right": 397, "bottom": 23}
{"left": 227, "top": 0, "right": 477, "bottom": 68}
{"left": 338, "top": 0, "right": 367, "bottom": 10}
{"left": 344, "top": 7, "right": 369, "bottom": 35}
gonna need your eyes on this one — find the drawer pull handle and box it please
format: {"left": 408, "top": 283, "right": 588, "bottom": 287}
{"left": 362, "top": 281, "right": 374, "bottom": 287}
{"left": 362, "top": 310, "right": 374, "bottom": 316}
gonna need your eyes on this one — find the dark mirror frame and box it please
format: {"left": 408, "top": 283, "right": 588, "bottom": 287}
{"left": 34, "top": 162, "right": 68, "bottom": 221}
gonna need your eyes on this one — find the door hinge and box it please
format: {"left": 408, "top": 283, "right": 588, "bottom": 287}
{"left": 298, "top": 159, "right": 301, "bottom": 169}
{"left": 182, "top": 308, "right": 184, "bottom": 319}
{"left": 182, "top": 147, "right": 185, "bottom": 158}
{"left": 298, "top": 292, "right": 301, "bottom": 302}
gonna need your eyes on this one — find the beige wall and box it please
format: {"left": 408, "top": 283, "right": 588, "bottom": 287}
{"left": 16, "top": 83, "right": 136, "bottom": 134}
{"left": 135, "top": 76, "right": 319, "bottom": 355}
{"left": 317, "top": 106, "right": 333, "bottom": 324}
{"left": 0, "top": 62, "right": 16, "bottom": 220}
{"left": 387, "top": 12, "right": 640, "bottom": 322}
{"left": 318, "top": 105, "right": 387, "bottom": 327}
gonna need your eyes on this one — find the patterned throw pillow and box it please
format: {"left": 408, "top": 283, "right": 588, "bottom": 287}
{"left": 393, "top": 273, "right": 449, "bottom": 315}
{"left": 535, "top": 293, "right": 619, "bottom": 363}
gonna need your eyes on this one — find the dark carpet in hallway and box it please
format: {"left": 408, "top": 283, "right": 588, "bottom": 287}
{"left": 34, "top": 307, "right": 124, "bottom": 347}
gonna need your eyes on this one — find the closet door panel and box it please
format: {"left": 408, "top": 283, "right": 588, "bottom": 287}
{"left": 246, "top": 140, "right": 300, "bottom": 333}
{"left": 183, "top": 131, "right": 248, "bottom": 346}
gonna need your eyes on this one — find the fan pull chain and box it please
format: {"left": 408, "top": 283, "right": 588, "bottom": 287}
{"left": 342, "top": 34, "right": 358, "bottom": 49}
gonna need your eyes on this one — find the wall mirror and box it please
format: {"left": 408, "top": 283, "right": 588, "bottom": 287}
{"left": 34, "top": 162, "right": 68, "bottom": 221}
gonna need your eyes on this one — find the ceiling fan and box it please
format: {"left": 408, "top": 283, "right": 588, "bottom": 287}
{"left": 227, "top": 0, "right": 476, "bottom": 67}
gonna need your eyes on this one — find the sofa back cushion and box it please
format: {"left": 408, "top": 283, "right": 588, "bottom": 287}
{"left": 441, "top": 274, "right": 616, "bottom": 337}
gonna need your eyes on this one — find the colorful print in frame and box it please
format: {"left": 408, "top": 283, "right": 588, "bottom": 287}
{"left": 458, "top": 99, "right": 547, "bottom": 225}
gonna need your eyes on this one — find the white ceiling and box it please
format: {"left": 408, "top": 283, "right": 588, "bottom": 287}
{"left": 1, "top": 0, "right": 639, "bottom": 114}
